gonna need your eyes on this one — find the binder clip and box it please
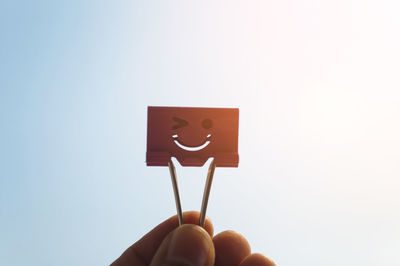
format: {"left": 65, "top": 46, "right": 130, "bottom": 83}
{"left": 146, "top": 106, "right": 239, "bottom": 227}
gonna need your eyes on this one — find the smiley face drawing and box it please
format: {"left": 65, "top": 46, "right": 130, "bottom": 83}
{"left": 146, "top": 106, "right": 239, "bottom": 167}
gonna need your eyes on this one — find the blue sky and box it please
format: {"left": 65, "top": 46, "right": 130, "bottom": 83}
{"left": 1, "top": 1, "right": 400, "bottom": 265}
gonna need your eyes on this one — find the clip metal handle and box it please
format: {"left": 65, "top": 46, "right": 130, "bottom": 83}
{"left": 168, "top": 159, "right": 216, "bottom": 227}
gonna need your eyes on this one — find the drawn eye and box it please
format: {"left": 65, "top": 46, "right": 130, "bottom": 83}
{"left": 202, "top": 118, "right": 213, "bottom": 129}
{"left": 172, "top": 117, "right": 188, "bottom": 129}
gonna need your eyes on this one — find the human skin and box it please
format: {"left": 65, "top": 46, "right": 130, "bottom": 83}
{"left": 111, "top": 211, "right": 275, "bottom": 266}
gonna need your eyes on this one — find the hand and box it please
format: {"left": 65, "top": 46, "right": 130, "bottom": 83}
{"left": 111, "top": 211, "right": 275, "bottom": 266}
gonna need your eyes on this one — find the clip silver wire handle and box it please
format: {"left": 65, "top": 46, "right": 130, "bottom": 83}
{"left": 168, "top": 159, "right": 216, "bottom": 227}
{"left": 168, "top": 161, "right": 183, "bottom": 225}
{"left": 199, "top": 159, "right": 216, "bottom": 227}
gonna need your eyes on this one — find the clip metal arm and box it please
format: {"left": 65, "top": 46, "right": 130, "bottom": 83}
{"left": 199, "top": 159, "right": 216, "bottom": 227}
{"left": 167, "top": 159, "right": 216, "bottom": 228}
{"left": 168, "top": 161, "right": 183, "bottom": 226}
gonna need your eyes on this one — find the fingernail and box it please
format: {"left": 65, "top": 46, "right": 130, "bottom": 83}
{"left": 166, "top": 224, "right": 212, "bottom": 266}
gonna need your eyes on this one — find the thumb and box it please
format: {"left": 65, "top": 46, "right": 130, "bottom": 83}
{"left": 150, "top": 224, "right": 215, "bottom": 266}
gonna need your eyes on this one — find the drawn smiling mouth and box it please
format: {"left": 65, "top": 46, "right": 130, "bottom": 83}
{"left": 172, "top": 134, "right": 211, "bottom": 151}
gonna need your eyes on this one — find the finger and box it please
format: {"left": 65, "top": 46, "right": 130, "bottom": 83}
{"left": 213, "top": 230, "right": 251, "bottom": 266}
{"left": 239, "top": 253, "right": 276, "bottom": 266}
{"left": 111, "top": 211, "right": 213, "bottom": 266}
{"left": 150, "top": 224, "right": 215, "bottom": 266}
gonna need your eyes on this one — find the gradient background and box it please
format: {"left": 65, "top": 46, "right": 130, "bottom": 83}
{"left": 1, "top": 1, "right": 400, "bottom": 265}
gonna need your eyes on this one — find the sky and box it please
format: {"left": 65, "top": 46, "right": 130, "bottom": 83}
{"left": 1, "top": 1, "right": 400, "bottom": 265}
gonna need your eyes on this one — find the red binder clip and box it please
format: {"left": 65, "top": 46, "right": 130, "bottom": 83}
{"left": 146, "top": 106, "right": 239, "bottom": 227}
